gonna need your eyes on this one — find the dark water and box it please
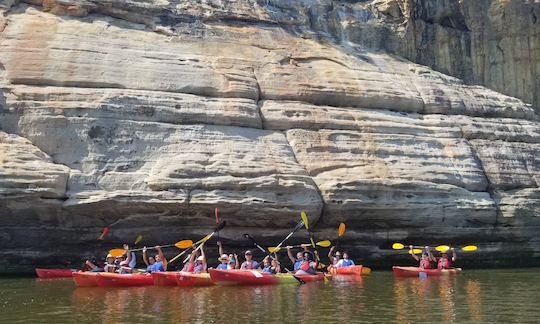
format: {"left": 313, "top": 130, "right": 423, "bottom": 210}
{"left": 1, "top": 269, "right": 539, "bottom": 323}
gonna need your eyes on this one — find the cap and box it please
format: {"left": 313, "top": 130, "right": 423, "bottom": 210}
{"left": 218, "top": 254, "right": 229, "bottom": 261}
{"left": 245, "top": 250, "right": 253, "bottom": 255}
{"left": 106, "top": 254, "right": 114, "bottom": 259}
{"left": 196, "top": 256, "right": 204, "bottom": 261}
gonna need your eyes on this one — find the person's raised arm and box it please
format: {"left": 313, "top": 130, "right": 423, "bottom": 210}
{"left": 234, "top": 254, "right": 239, "bottom": 269}
{"left": 451, "top": 248, "right": 457, "bottom": 262}
{"left": 328, "top": 246, "right": 335, "bottom": 260}
{"left": 142, "top": 246, "right": 150, "bottom": 266}
{"left": 124, "top": 244, "right": 133, "bottom": 267}
{"left": 287, "top": 246, "right": 295, "bottom": 264}
{"left": 410, "top": 245, "right": 419, "bottom": 261}
{"left": 188, "top": 244, "right": 197, "bottom": 264}
{"left": 217, "top": 241, "right": 224, "bottom": 256}
{"left": 156, "top": 245, "right": 167, "bottom": 270}
{"left": 427, "top": 247, "right": 436, "bottom": 262}
{"left": 201, "top": 244, "right": 207, "bottom": 272}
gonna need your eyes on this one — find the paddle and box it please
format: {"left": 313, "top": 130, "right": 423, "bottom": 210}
{"left": 284, "top": 268, "right": 305, "bottom": 284}
{"left": 268, "top": 240, "right": 331, "bottom": 252}
{"left": 243, "top": 234, "right": 268, "bottom": 253}
{"left": 392, "top": 243, "right": 477, "bottom": 253}
{"left": 335, "top": 222, "right": 346, "bottom": 251}
{"left": 108, "top": 239, "right": 194, "bottom": 257}
{"left": 263, "top": 220, "right": 306, "bottom": 255}
{"left": 215, "top": 208, "right": 220, "bottom": 244}
{"left": 168, "top": 221, "right": 227, "bottom": 264}
{"left": 301, "top": 211, "right": 326, "bottom": 270}
{"left": 134, "top": 234, "right": 143, "bottom": 245}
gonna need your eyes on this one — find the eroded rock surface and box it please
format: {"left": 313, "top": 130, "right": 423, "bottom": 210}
{"left": 0, "top": 1, "right": 539, "bottom": 272}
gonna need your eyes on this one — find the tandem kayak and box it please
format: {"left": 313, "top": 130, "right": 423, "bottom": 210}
{"left": 152, "top": 272, "right": 178, "bottom": 286}
{"left": 329, "top": 265, "right": 364, "bottom": 275}
{"left": 208, "top": 269, "right": 324, "bottom": 286}
{"left": 95, "top": 273, "right": 154, "bottom": 287}
{"left": 392, "top": 266, "right": 462, "bottom": 278}
{"left": 175, "top": 272, "right": 214, "bottom": 287}
{"left": 73, "top": 272, "right": 99, "bottom": 287}
{"left": 35, "top": 268, "right": 75, "bottom": 279}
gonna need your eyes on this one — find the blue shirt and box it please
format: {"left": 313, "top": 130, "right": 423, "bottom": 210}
{"left": 293, "top": 259, "right": 302, "bottom": 271}
{"left": 216, "top": 263, "right": 228, "bottom": 270}
{"left": 336, "top": 259, "right": 354, "bottom": 267}
{"left": 147, "top": 261, "right": 165, "bottom": 273}
{"left": 262, "top": 265, "right": 274, "bottom": 274}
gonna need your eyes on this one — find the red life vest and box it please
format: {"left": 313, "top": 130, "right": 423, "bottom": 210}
{"left": 419, "top": 258, "right": 431, "bottom": 269}
{"left": 185, "top": 262, "right": 195, "bottom": 273}
{"left": 438, "top": 258, "right": 451, "bottom": 269}
{"left": 300, "top": 261, "right": 310, "bottom": 271}
{"left": 242, "top": 261, "right": 256, "bottom": 270}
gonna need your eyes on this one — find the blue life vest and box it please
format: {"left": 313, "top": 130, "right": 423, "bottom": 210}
{"left": 216, "top": 263, "right": 228, "bottom": 270}
{"left": 293, "top": 259, "right": 302, "bottom": 271}
{"left": 262, "top": 265, "right": 274, "bottom": 274}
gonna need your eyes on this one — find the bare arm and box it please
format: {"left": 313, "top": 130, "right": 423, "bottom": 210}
{"left": 201, "top": 244, "right": 207, "bottom": 272}
{"left": 287, "top": 246, "right": 295, "bottom": 264}
{"left": 217, "top": 241, "right": 224, "bottom": 256}
{"left": 142, "top": 247, "right": 149, "bottom": 266}
{"left": 234, "top": 254, "right": 239, "bottom": 269}
{"left": 156, "top": 246, "right": 167, "bottom": 270}
{"left": 328, "top": 246, "right": 335, "bottom": 260}
{"left": 410, "top": 246, "right": 419, "bottom": 261}
{"left": 451, "top": 248, "right": 457, "bottom": 262}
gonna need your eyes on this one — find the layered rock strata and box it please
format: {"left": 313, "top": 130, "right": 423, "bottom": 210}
{"left": 0, "top": 1, "right": 539, "bottom": 272}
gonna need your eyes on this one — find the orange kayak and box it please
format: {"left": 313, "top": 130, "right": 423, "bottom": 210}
{"left": 35, "top": 268, "right": 75, "bottom": 279}
{"left": 329, "top": 265, "right": 363, "bottom": 275}
{"left": 73, "top": 272, "right": 99, "bottom": 287}
{"left": 175, "top": 272, "right": 214, "bottom": 287}
{"left": 152, "top": 272, "right": 178, "bottom": 286}
{"left": 392, "top": 266, "right": 462, "bottom": 278}
{"left": 95, "top": 273, "right": 154, "bottom": 287}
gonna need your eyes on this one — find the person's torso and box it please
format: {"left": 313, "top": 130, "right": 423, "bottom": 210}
{"left": 216, "top": 263, "right": 228, "bottom": 270}
{"left": 193, "top": 263, "right": 204, "bottom": 273}
{"left": 241, "top": 260, "right": 258, "bottom": 270}
{"left": 420, "top": 258, "right": 431, "bottom": 269}
{"left": 293, "top": 260, "right": 302, "bottom": 271}
{"left": 438, "top": 258, "right": 451, "bottom": 269}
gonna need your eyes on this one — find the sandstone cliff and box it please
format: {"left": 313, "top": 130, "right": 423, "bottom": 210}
{"left": 0, "top": 0, "right": 539, "bottom": 272}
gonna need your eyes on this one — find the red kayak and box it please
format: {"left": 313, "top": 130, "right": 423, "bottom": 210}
{"left": 329, "top": 265, "right": 363, "bottom": 275}
{"left": 152, "top": 272, "right": 178, "bottom": 286}
{"left": 73, "top": 272, "right": 99, "bottom": 287}
{"left": 393, "top": 266, "right": 462, "bottom": 278}
{"left": 35, "top": 268, "right": 75, "bottom": 279}
{"left": 175, "top": 272, "right": 214, "bottom": 287}
{"left": 95, "top": 273, "right": 154, "bottom": 287}
{"left": 209, "top": 269, "right": 324, "bottom": 285}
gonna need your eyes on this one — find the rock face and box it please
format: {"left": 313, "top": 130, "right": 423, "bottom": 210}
{"left": 0, "top": 1, "right": 539, "bottom": 272}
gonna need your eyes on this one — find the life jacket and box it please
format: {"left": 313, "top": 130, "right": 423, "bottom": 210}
{"left": 262, "top": 265, "right": 273, "bottom": 274}
{"left": 184, "top": 262, "right": 195, "bottom": 273}
{"left": 419, "top": 258, "right": 431, "bottom": 269}
{"left": 437, "top": 258, "right": 451, "bottom": 269}
{"left": 339, "top": 259, "right": 354, "bottom": 267}
{"left": 242, "top": 260, "right": 257, "bottom": 270}
{"left": 299, "top": 261, "right": 315, "bottom": 274}
{"left": 293, "top": 260, "right": 302, "bottom": 271}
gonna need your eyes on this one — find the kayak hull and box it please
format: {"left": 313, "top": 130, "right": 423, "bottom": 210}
{"left": 73, "top": 272, "right": 99, "bottom": 287}
{"left": 209, "top": 269, "right": 324, "bottom": 286}
{"left": 35, "top": 268, "right": 74, "bottom": 279}
{"left": 175, "top": 272, "right": 214, "bottom": 287}
{"left": 392, "top": 266, "right": 462, "bottom": 278}
{"left": 329, "top": 265, "right": 363, "bottom": 276}
{"left": 96, "top": 273, "right": 154, "bottom": 287}
{"left": 152, "top": 272, "right": 178, "bottom": 286}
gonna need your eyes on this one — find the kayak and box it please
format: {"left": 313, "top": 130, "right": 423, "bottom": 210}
{"left": 208, "top": 269, "right": 324, "bottom": 286}
{"left": 175, "top": 272, "right": 214, "bottom": 287}
{"left": 35, "top": 268, "right": 75, "bottom": 279}
{"left": 152, "top": 272, "right": 178, "bottom": 286}
{"left": 329, "top": 265, "right": 364, "bottom": 275}
{"left": 392, "top": 266, "right": 462, "bottom": 278}
{"left": 95, "top": 272, "right": 154, "bottom": 287}
{"left": 73, "top": 272, "right": 99, "bottom": 287}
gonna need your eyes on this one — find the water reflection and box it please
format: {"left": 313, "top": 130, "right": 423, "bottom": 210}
{"left": 465, "top": 280, "right": 483, "bottom": 322}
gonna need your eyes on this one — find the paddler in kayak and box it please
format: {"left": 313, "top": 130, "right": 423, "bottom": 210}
{"left": 228, "top": 254, "right": 239, "bottom": 270}
{"left": 287, "top": 245, "right": 309, "bottom": 271}
{"left": 295, "top": 251, "right": 317, "bottom": 275}
{"left": 84, "top": 253, "right": 115, "bottom": 272}
{"left": 118, "top": 244, "right": 137, "bottom": 274}
{"left": 335, "top": 252, "right": 354, "bottom": 268}
{"left": 328, "top": 246, "right": 342, "bottom": 266}
{"left": 216, "top": 253, "right": 229, "bottom": 270}
{"left": 409, "top": 245, "right": 435, "bottom": 269}
{"left": 192, "top": 244, "right": 207, "bottom": 273}
{"left": 436, "top": 248, "right": 457, "bottom": 269}
{"left": 240, "top": 250, "right": 260, "bottom": 270}
{"left": 262, "top": 253, "right": 280, "bottom": 274}
{"left": 142, "top": 245, "right": 167, "bottom": 273}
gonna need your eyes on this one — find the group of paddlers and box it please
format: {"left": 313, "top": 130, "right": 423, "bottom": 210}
{"left": 83, "top": 241, "right": 357, "bottom": 276}
{"left": 411, "top": 245, "right": 457, "bottom": 269}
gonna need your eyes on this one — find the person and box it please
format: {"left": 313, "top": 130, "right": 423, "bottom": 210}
{"left": 410, "top": 246, "right": 435, "bottom": 269}
{"left": 335, "top": 252, "right": 354, "bottom": 268}
{"left": 328, "top": 246, "right": 342, "bottom": 266}
{"left": 436, "top": 248, "right": 457, "bottom": 269}
{"left": 85, "top": 254, "right": 114, "bottom": 272}
{"left": 143, "top": 245, "right": 167, "bottom": 273}
{"left": 103, "top": 254, "right": 117, "bottom": 272}
{"left": 262, "top": 253, "right": 280, "bottom": 274}
{"left": 228, "top": 254, "right": 239, "bottom": 270}
{"left": 287, "top": 245, "right": 308, "bottom": 271}
{"left": 240, "top": 250, "right": 259, "bottom": 270}
{"left": 216, "top": 254, "right": 229, "bottom": 270}
{"left": 118, "top": 244, "right": 137, "bottom": 274}
{"left": 192, "top": 244, "right": 207, "bottom": 273}
{"left": 295, "top": 251, "right": 317, "bottom": 275}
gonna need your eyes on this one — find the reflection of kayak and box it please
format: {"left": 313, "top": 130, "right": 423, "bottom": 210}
{"left": 175, "top": 272, "right": 214, "bottom": 287}
{"left": 95, "top": 273, "right": 154, "bottom": 287}
{"left": 392, "top": 266, "right": 462, "bottom": 277}
{"left": 209, "top": 269, "right": 324, "bottom": 285}
{"left": 73, "top": 272, "right": 99, "bottom": 287}
{"left": 152, "top": 272, "right": 178, "bottom": 286}
{"left": 35, "top": 268, "right": 74, "bottom": 279}
{"left": 329, "top": 265, "right": 364, "bottom": 275}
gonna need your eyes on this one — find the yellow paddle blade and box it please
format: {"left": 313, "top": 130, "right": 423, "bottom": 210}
{"left": 338, "top": 223, "right": 346, "bottom": 237}
{"left": 301, "top": 211, "right": 309, "bottom": 229}
{"left": 462, "top": 245, "right": 478, "bottom": 252}
{"left": 134, "top": 234, "right": 143, "bottom": 245}
{"left": 317, "top": 262, "right": 327, "bottom": 269}
{"left": 316, "top": 240, "right": 331, "bottom": 247}
{"left": 196, "top": 235, "right": 210, "bottom": 245}
{"left": 408, "top": 249, "right": 422, "bottom": 255}
{"left": 268, "top": 247, "right": 280, "bottom": 253}
{"left": 436, "top": 245, "right": 450, "bottom": 252}
{"left": 392, "top": 243, "right": 405, "bottom": 250}
{"left": 109, "top": 249, "right": 127, "bottom": 257}
{"left": 175, "top": 240, "right": 193, "bottom": 249}
{"left": 361, "top": 267, "right": 372, "bottom": 275}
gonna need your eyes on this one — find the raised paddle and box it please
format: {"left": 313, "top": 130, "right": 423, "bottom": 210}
{"left": 436, "top": 245, "right": 478, "bottom": 252}
{"left": 264, "top": 220, "right": 306, "bottom": 255}
{"left": 168, "top": 221, "right": 227, "bottom": 264}
{"left": 215, "top": 208, "right": 220, "bottom": 244}
{"left": 108, "top": 239, "right": 194, "bottom": 257}
{"left": 301, "top": 211, "right": 326, "bottom": 270}
{"left": 336, "top": 222, "right": 346, "bottom": 251}
{"left": 268, "top": 240, "right": 331, "bottom": 253}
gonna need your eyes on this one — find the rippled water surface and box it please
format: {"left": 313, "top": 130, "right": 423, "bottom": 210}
{"left": 1, "top": 269, "right": 539, "bottom": 323}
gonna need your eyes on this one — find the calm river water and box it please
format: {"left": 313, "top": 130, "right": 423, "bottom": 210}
{"left": 1, "top": 269, "right": 538, "bottom": 323}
